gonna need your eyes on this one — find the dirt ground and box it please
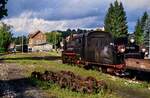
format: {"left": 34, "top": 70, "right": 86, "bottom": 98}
{"left": 0, "top": 63, "right": 53, "bottom": 98}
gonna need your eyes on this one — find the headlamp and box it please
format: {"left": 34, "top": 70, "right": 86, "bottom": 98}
{"left": 120, "top": 48, "right": 125, "bottom": 53}
{"left": 145, "top": 51, "right": 148, "bottom": 55}
{"left": 130, "top": 38, "right": 135, "bottom": 43}
{"left": 118, "top": 45, "right": 125, "bottom": 53}
{"left": 141, "top": 48, "right": 146, "bottom": 52}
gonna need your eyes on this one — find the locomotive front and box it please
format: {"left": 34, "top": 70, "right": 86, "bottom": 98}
{"left": 62, "top": 34, "right": 83, "bottom": 64}
{"left": 125, "top": 37, "right": 146, "bottom": 59}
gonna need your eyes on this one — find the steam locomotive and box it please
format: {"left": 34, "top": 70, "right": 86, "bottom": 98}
{"left": 124, "top": 37, "right": 146, "bottom": 59}
{"left": 62, "top": 31, "right": 146, "bottom": 74}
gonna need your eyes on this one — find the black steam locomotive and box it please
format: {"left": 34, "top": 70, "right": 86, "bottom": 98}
{"left": 62, "top": 31, "right": 146, "bottom": 74}
{"left": 62, "top": 31, "right": 126, "bottom": 73}
{"left": 124, "top": 37, "right": 146, "bottom": 59}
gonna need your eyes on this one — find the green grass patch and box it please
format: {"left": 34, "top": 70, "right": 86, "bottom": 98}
{"left": 1, "top": 52, "right": 150, "bottom": 98}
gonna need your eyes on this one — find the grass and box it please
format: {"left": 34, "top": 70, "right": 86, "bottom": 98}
{"left": 1, "top": 52, "right": 150, "bottom": 98}
{"left": 48, "top": 50, "right": 61, "bottom": 56}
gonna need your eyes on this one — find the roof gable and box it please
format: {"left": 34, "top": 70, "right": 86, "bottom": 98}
{"left": 29, "top": 30, "right": 43, "bottom": 38}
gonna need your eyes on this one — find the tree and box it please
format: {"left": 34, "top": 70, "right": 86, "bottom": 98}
{"left": 0, "top": 0, "right": 10, "bottom": 52}
{"left": 0, "top": 0, "right": 8, "bottom": 19}
{"left": 144, "top": 17, "right": 150, "bottom": 46}
{"left": 144, "top": 16, "right": 150, "bottom": 58}
{"left": 12, "top": 36, "right": 28, "bottom": 45}
{"left": 134, "top": 19, "right": 143, "bottom": 45}
{"left": 0, "top": 22, "right": 12, "bottom": 52}
{"left": 104, "top": 1, "right": 128, "bottom": 38}
{"left": 46, "top": 31, "right": 62, "bottom": 49}
{"left": 141, "top": 12, "right": 149, "bottom": 30}
{"left": 134, "top": 12, "right": 149, "bottom": 45}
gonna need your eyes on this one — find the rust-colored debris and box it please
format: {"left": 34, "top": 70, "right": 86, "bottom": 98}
{"left": 31, "top": 70, "right": 107, "bottom": 94}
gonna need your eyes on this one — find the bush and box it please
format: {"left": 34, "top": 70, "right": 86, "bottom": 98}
{"left": 0, "top": 22, "right": 12, "bottom": 52}
{"left": 0, "top": 47, "right": 5, "bottom": 53}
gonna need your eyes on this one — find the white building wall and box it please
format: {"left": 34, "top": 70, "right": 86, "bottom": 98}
{"left": 31, "top": 44, "right": 53, "bottom": 52}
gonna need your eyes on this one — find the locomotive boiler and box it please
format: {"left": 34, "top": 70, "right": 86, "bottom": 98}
{"left": 62, "top": 31, "right": 126, "bottom": 74}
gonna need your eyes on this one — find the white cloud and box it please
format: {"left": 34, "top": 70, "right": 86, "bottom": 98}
{"left": 120, "top": 0, "right": 150, "bottom": 11}
{"left": 2, "top": 13, "right": 98, "bottom": 35}
{"left": 4, "top": 0, "right": 150, "bottom": 35}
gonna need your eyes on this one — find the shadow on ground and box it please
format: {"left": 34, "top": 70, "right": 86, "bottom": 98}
{"left": 0, "top": 77, "right": 33, "bottom": 97}
{"left": 1, "top": 56, "right": 61, "bottom": 61}
{"left": 0, "top": 77, "right": 57, "bottom": 98}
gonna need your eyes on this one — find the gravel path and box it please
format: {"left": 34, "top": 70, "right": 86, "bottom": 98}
{"left": 0, "top": 63, "right": 52, "bottom": 98}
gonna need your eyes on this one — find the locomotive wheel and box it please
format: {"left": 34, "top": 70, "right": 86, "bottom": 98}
{"left": 101, "top": 67, "right": 107, "bottom": 73}
{"left": 62, "top": 59, "right": 66, "bottom": 64}
{"left": 107, "top": 68, "right": 115, "bottom": 74}
{"left": 62, "top": 54, "right": 66, "bottom": 64}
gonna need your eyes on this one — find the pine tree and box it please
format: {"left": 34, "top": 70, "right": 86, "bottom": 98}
{"left": 141, "top": 12, "right": 148, "bottom": 45}
{"left": 141, "top": 12, "right": 148, "bottom": 30}
{"left": 104, "top": 3, "right": 114, "bottom": 33}
{"left": 134, "top": 19, "right": 143, "bottom": 45}
{"left": 104, "top": 1, "right": 128, "bottom": 38}
{"left": 0, "top": 0, "right": 8, "bottom": 19}
{"left": 144, "top": 16, "right": 150, "bottom": 49}
{"left": 134, "top": 12, "right": 148, "bottom": 45}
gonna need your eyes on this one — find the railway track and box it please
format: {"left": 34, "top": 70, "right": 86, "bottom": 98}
{"left": 62, "top": 60, "right": 150, "bottom": 82}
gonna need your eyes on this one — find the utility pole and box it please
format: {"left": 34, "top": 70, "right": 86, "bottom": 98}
{"left": 22, "top": 33, "right": 23, "bottom": 53}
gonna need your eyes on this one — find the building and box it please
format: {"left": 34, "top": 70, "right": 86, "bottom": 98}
{"left": 28, "top": 30, "right": 46, "bottom": 47}
{"left": 28, "top": 30, "right": 52, "bottom": 52}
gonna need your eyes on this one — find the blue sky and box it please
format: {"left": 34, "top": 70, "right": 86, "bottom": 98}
{"left": 2, "top": 0, "right": 150, "bottom": 36}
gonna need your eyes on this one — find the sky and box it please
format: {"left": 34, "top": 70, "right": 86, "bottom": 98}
{"left": 2, "top": 0, "right": 150, "bottom": 36}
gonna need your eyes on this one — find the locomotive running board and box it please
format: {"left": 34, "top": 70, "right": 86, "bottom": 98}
{"left": 125, "top": 58, "right": 150, "bottom": 72}
{"left": 83, "top": 61, "right": 125, "bottom": 70}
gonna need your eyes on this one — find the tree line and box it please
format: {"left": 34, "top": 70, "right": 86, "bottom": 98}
{"left": 45, "top": 29, "right": 91, "bottom": 48}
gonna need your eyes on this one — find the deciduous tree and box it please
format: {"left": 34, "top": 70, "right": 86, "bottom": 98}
{"left": 46, "top": 32, "right": 62, "bottom": 49}
{"left": 0, "top": 23, "right": 12, "bottom": 52}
